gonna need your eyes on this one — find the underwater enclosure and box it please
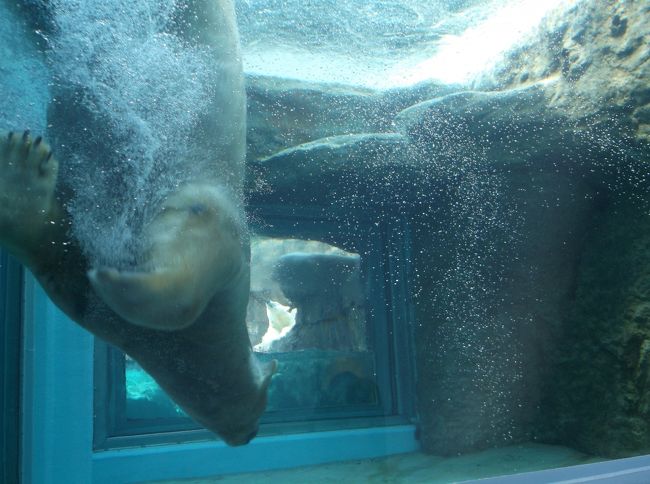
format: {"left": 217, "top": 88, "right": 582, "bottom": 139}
{"left": 1, "top": 0, "right": 650, "bottom": 482}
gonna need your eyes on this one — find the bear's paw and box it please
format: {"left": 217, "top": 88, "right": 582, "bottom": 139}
{"left": 0, "top": 131, "right": 59, "bottom": 248}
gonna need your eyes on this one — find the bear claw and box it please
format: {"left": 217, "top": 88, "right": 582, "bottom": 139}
{"left": 1, "top": 130, "right": 58, "bottom": 180}
{"left": 39, "top": 153, "right": 53, "bottom": 175}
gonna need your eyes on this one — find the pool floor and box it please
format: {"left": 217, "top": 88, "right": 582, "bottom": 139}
{"left": 144, "top": 442, "right": 602, "bottom": 483}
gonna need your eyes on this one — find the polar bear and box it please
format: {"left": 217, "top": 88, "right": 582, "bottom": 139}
{"left": 0, "top": 0, "right": 276, "bottom": 446}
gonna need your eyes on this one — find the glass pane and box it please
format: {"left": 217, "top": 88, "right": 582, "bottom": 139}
{"left": 248, "top": 237, "right": 366, "bottom": 353}
{"left": 125, "top": 355, "right": 184, "bottom": 420}
{"left": 125, "top": 236, "right": 381, "bottom": 422}
{"left": 3, "top": 0, "right": 649, "bottom": 481}
{"left": 0, "top": 252, "right": 21, "bottom": 484}
{"left": 238, "top": 0, "right": 650, "bottom": 480}
{"left": 248, "top": 237, "right": 377, "bottom": 413}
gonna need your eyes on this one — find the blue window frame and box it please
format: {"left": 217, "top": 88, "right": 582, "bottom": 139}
{"left": 93, "top": 206, "right": 417, "bottom": 449}
{"left": 16, "top": 258, "right": 650, "bottom": 483}
{"left": 1, "top": 251, "right": 21, "bottom": 484}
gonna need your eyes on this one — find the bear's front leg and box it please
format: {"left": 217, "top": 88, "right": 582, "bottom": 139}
{"left": 0, "top": 130, "right": 60, "bottom": 260}
{"left": 0, "top": 130, "right": 87, "bottom": 320}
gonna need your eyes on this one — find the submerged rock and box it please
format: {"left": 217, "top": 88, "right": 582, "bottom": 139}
{"left": 462, "top": 0, "right": 650, "bottom": 458}
{"left": 482, "top": 0, "right": 650, "bottom": 146}
{"left": 246, "top": 75, "right": 452, "bottom": 162}
{"left": 538, "top": 198, "right": 650, "bottom": 457}
{"left": 270, "top": 252, "right": 366, "bottom": 352}
{"left": 241, "top": 0, "right": 650, "bottom": 460}
{"left": 395, "top": 80, "right": 579, "bottom": 166}
{"left": 248, "top": 132, "right": 417, "bottom": 208}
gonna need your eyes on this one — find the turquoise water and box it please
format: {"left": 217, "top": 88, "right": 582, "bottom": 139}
{"left": 2, "top": 0, "right": 650, "bottom": 483}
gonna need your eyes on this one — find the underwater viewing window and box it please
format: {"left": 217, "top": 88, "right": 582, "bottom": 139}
{"left": 93, "top": 208, "right": 416, "bottom": 449}
{"left": 6, "top": 0, "right": 650, "bottom": 482}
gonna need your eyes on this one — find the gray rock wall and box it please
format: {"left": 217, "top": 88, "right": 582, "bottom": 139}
{"left": 241, "top": 0, "right": 650, "bottom": 459}
{"left": 475, "top": 0, "right": 650, "bottom": 458}
{"left": 482, "top": 0, "right": 650, "bottom": 145}
{"left": 538, "top": 195, "right": 650, "bottom": 457}
{"left": 244, "top": 75, "right": 604, "bottom": 455}
{"left": 396, "top": 85, "right": 605, "bottom": 454}
{"left": 246, "top": 76, "right": 452, "bottom": 162}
